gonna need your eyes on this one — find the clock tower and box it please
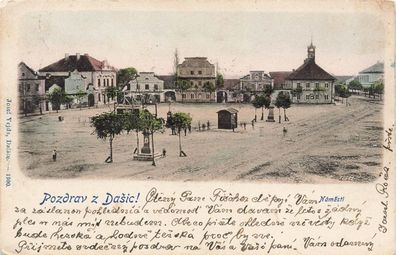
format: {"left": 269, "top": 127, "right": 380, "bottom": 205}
{"left": 307, "top": 41, "right": 316, "bottom": 60}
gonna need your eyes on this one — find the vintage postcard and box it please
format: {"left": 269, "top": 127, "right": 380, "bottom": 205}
{"left": 0, "top": 0, "right": 395, "bottom": 254}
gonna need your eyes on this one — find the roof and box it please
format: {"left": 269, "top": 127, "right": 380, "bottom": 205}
{"left": 178, "top": 57, "right": 214, "bottom": 68}
{"left": 359, "top": 62, "right": 384, "bottom": 74}
{"left": 157, "top": 75, "right": 176, "bottom": 89}
{"left": 217, "top": 107, "right": 238, "bottom": 114}
{"left": 223, "top": 79, "right": 240, "bottom": 90}
{"left": 270, "top": 71, "right": 292, "bottom": 86}
{"left": 287, "top": 58, "right": 335, "bottom": 81}
{"left": 19, "top": 62, "right": 37, "bottom": 76}
{"left": 39, "top": 54, "right": 116, "bottom": 72}
{"left": 334, "top": 75, "right": 354, "bottom": 83}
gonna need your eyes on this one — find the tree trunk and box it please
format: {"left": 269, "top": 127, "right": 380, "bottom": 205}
{"left": 109, "top": 136, "right": 113, "bottom": 163}
{"left": 254, "top": 108, "right": 257, "bottom": 122}
{"left": 151, "top": 131, "right": 156, "bottom": 166}
{"left": 178, "top": 128, "right": 182, "bottom": 157}
{"left": 278, "top": 108, "right": 281, "bottom": 123}
{"left": 261, "top": 107, "right": 264, "bottom": 120}
{"left": 284, "top": 108, "right": 287, "bottom": 121}
{"left": 136, "top": 130, "right": 140, "bottom": 153}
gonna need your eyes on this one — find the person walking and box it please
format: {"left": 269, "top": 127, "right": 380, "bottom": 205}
{"left": 162, "top": 148, "right": 167, "bottom": 157}
{"left": 52, "top": 149, "right": 57, "bottom": 162}
{"left": 243, "top": 122, "right": 246, "bottom": 130}
{"left": 251, "top": 119, "right": 255, "bottom": 129}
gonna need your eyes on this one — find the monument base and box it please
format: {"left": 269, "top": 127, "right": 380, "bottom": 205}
{"left": 133, "top": 153, "right": 162, "bottom": 161}
{"left": 266, "top": 118, "right": 275, "bottom": 122}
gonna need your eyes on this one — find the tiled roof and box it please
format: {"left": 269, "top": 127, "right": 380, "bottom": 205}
{"left": 269, "top": 71, "right": 292, "bottom": 87}
{"left": 223, "top": 79, "right": 240, "bottom": 90}
{"left": 178, "top": 57, "right": 214, "bottom": 68}
{"left": 287, "top": 58, "right": 335, "bottom": 81}
{"left": 19, "top": 62, "right": 37, "bottom": 76}
{"left": 217, "top": 107, "right": 238, "bottom": 114}
{"left": 359, "top": 62, "right": 384, "bottom": 74}
{"left": 157, "top": 75, "right": 176, "bottom": 89}
{"left": 39, "top": 54, "right": 116, "bottom": 72}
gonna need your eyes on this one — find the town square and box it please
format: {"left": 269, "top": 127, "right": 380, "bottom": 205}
{"left": 16, "top": 9, "right": 385, "bottom": 183}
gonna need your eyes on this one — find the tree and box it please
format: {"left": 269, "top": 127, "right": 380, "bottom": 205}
{"left": 117, "top": 67, "right": 138, "bottom": 87}
{"left": 177, "top": 80, "right": 192, "bottom": 102}
{"left": 138, "top": 109, "right": 163, "bottom": 166}
{"left": 122, "top": 110, "right": 142, "bottom": 154}
{"left": 172, "top": 112, "right": 192, "bottom": 157}
{"left": 348, "top": 80, "right": 362, "bottom": 93}
{"left": 251, "top": 96, "right": 261, "bottom": 122}
{"left": 216, "top": 73, "right": 224, "bottom": 89}
{"left": 203, "top": 81, "right": 216, "bottom": 101}
{"left": 91, "top": 112, "right": 124, "bottom": 163}
{"left": 75, "top": 89, "right": 87, "bottom": 110}
{"left": 373, "top": 80, "right": 384, "bottom": 100}
{"left": 275, "top": 92, "right": 292, "bottom": 123}
{"left": 252, "top": 95, "right": 271, "bottom": 121}
{"left": 105, "top": 86, "right": 121, "bottom": 111}
{"left": 335, "top": 84, "right": 350, "bottom": 104}
{"left": 47, "top": 88, "right": 68, "bottom": 113}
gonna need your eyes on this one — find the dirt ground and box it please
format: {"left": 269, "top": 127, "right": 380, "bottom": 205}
{"left": 18, "top": 96, "right": 383, "bottom": 183}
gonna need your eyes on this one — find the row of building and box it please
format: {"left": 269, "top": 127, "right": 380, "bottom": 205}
{"left": 18, "top": 43, "right": 383, "bottom": 114}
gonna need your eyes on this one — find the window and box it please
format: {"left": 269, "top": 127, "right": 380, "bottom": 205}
{"left": 145, "top": 77, "right": 149, "bottom": 80}
{"left": 306, "top": 95, "right": 310, "bottom": 100}
{"left": 315, "top": 83, "right": 319, "bottom": 89}
{"left": 111, "top": 79, "right": 114, "bottom": 86}
{"left": 136, "top": 84, "right": 140, "bottom": 90}
{"left": 190, "top": 71, "right": 194, "bottom": 75}
{"left": 182, "top": 94, "right": 186, "bottom": 99}
{"left": 325, "top": 83, "right": 329, "bottom": 88}
{"left": 191, "top": 94, "right": 195, "bottom": 99}
{"left": 198, "top": 70, "right": 202, "bottom": 75}
{"left": 198, "top": 93, "right": 202, "bottom": 98}
{"left": 98, "top": 94, "right": 101, "bottom": 102}
{"left": 145, "top": 84, "right": 149, "bottom": 90}
{"left": 324, "top": 95, "right": 329, "bottom": 100}
{"left": 22, "top": 73, "right": 25, "bottom": 77}
{"left": 297, "top": 83, "right": 301, "bottom": 87}
{"left": 26, "top": 84, "right": 30, "bottom": 91}
{"left": 198, "top": 81, "right": 202, "bottom": 86}
{"left": 297, "top": 94, "right": 301, "bottom": 100}
{"left": 36, "top": 84, "right": 39, "bottom": 91}
{"left": 315, "top": 94, "right": 319, "bottom": 99}
{"left": 311, "top": 95, "right": 315, "bottom": 99}
{"left": 206, "top": 94, "right": 210, "bottom": 99}
{"left": 154, "top": 84, "right": 158, "bottom": 91}
{"left": 306, "top": 82, "right": 310, "bottom": 88}
{"left": 98, "top": 79, "right": 101, "bottom": 86}
{"left": 107, "top": 79, "right": 110, "bottom": 87}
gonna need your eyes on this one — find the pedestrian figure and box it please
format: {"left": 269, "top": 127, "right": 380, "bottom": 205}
{"left": 52, "top": 149, "right": 57, "bottom": 162}
{"left": 243, "top": 122, "right": 246, "bottom": 130}
{"left": 207, "top": 121, "right": 210, "bottom": 130}
{"left": 283, "top": 126, "right": 287, "bottom": 136}
{"left": 162, "top": 148, "right": 167, "bottom": 157}
{"left": 251, "top": 119, "right": 255, "bottom": 129}
{"left": 133, "top": 147, "right": 138, "bottom": 154}
{"left": 240, "top": 122, "right": 243, "bottom": 128}
{"left": 198, "top": 121, "right": 201, "bottom": 131}
{"left": 285, "top": 115, "right": 289, "bottom": 122}
{"left": 202, "top": 124, "right": 206, "bottom": 130}
{"left": 184, "top": 127, "right": 187, "bottom": 136}
{"left": 188, "top": 124, "right": 192, "bottom": 133}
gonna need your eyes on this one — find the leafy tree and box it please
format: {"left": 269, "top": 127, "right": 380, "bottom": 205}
{"left": 177, "top": 80, "right": 192, "bottom": 102}
{"left": 47, "top": 88, "right": 68, "bottom": 113}
{"left": 216, "top": 73, "right": 224, "bottom": 88}
{"left": 75, "top": 89, "right": 87, "bottom": 110}
{"left": 252, "top": 95, "right": 271, "bottom": 121}
{"left": 275, "top": 92, "right": 292, "bottom": 123}
{"left": 122, "top": 110, "right": 142, "bottom": 154}
{"left": 172, "top": 112, "right": 192, "bottom": 157}
{"left": 203, "top": 81, "right": 216, "bottom": 100}
{"left": 373, "top": 80, "right": 384, "bottom": 100}
{"left": 263, "top": 86, "right": 273, "bottom": 96}
{"left": 251, "top": 97, "right": 261, "bottom": 122}
{"left": 117, "top": 67, "right": 138, "bottom": 87}
{"left": 91, "top": 112, "right": 124, "bottom": 163}
{"left": 291, "top": 85, "right": 303, "bottom": 103}
{"left": 138, "top": 109, "right": 163, "bottom": 166}
{"left": 335, "top": 84, "right": 350, "bottom": 104}
{"left": 348, "top": 80, "right": 362, "bottom": 92}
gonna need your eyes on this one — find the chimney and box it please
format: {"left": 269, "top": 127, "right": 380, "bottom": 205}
{"left": 65, "top": 53, "right": 69, "bottom": 60}
{"left": 76, "top": 53, "right": 80, "bottom": 61}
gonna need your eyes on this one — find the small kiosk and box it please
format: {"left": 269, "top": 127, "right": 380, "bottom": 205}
{"left": 217, "top": 107, "right": 238, "bottom": 130}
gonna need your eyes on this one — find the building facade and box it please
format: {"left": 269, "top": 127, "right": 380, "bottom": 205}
{"left": 39, "top": 53, "right": 117, "bottom": 107}
{"left": 240, "top": 71, "right": 273, "bottom": 92}
{"left": 125, "top": 72, "right": 165, "bottom": 103}
{"left": 357, "top": 62, "right": 384, "bottom": 88}
{"left": 18, "top": 62, "right": 46, "bottom": 114}
{"left": 177, "top": 57, "right": 216, "bottom": 102}
{"left": 286, "top": 43, "right": 335, "bottom": 104}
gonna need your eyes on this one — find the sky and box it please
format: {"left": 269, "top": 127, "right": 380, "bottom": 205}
{"left": 17, "top": 9, "right": 385, "bottom": 78}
